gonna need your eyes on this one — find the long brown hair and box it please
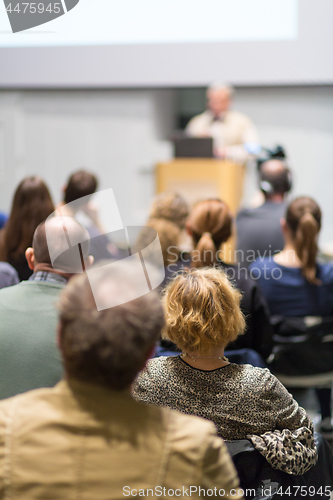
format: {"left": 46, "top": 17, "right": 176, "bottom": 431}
{"left": 286, "top": 197, "right": 321, "bottom": 285}
{"left": 0, "top": 177, "right": 54, "bottom": 262}
{"left": 187, "top": 199, "right": 233, "bottom": 268}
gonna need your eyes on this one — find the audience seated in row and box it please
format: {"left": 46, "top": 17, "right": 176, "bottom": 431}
{"left": 0, "top": 217, "right": 92, "bottom": 400}
{"left": 133, "top": 267, "right": 317, "bottom": 476}
{"left": 0, "top": 261, "right": 242, "bottom": 499}
{"left": 250, "top": 196, "right": 333, "bottom": 438}
{"left": 150, "top": 197, "right": 273, "bottom": 360}
{"left": 236, "top": 159, "right": 291, "bottom": 267}
{"left": 0, "top": 172, "right": 331, "bottom": 495}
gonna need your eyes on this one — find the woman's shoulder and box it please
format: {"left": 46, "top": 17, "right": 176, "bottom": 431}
{"left": 140, "top": 355, "right": 181, "bottom": 379}
{"left": 248, "top": 257, "right": 280, "bottom": 279}
{"left": 317, "top": 262, "right": 333, "bottom": 284}
{"left": 229, "top": 363, "right": 272, "bottom": 380}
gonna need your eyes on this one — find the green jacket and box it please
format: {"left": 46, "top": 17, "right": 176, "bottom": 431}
{"left": 0, "top": 280, "right": 64, "bottom": 399}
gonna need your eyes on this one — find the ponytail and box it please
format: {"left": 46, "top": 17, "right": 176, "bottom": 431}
{"left": 294, "top": 213, "right": 319, "bottom": 284}
{"left": 192, "top": 232, "right": 217, "bottom": 268}
{"left": 188, "top": 199, "right": 233, "bottom": 269}
{"left": 286, "top": 197, "right": 322, "bottom": 285}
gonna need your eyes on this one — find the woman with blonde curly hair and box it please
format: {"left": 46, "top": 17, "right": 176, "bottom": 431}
{"left": 133, "top": 267, "right": 317, "bottom": 476}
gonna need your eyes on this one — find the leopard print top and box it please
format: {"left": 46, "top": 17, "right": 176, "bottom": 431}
{"left": 132, "top": 356, "right": 317, "bottom": 475}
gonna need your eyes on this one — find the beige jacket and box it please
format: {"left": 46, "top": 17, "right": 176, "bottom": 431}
{"left": 0, "top": 379, "right": 242, "bottom": 500}
{"left": 186, "top": 110, "right": 259, "bottom": 164}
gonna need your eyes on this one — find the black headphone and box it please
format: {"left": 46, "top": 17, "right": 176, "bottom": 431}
{"left": 259, "top": 167, "right": 292, "bottom": 195}
{"left": 257, "top": 145, "right": 292, "bottom": 195}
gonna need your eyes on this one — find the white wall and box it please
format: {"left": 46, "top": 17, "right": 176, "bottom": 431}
{"left": 233, "top": 86, "right": 333, "bottom": 247}
{"left": 0, "top": 86, "right": 333, "bottom": 246}
{"left": 0, "top": 89, "right": 176, "bottom": 230}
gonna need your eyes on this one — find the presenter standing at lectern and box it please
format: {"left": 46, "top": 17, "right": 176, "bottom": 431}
{"left": 186, "top": 82, "right": 259, "bottom": 164}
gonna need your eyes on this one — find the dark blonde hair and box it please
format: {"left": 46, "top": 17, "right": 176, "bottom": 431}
{"left": 163, "top": 267, "right": 245, "bottom": 354}
{"left": 187, "top": 199, "right": 233, "bottom": 268}
{"left": 136, "top": 218, "right": 180, "bottom": 267}
{"left": 286, "top": 197, "right": 321, "bottom": 285}
{"left": 149, "top": 192, "right": 189, "bottom": 230}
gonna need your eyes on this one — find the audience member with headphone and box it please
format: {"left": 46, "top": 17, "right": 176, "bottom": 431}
{"left": 236, "top": 159, "right": 292, "bottom": 267}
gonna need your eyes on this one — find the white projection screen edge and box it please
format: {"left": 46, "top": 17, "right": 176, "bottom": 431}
{"left": 0, "top": 0, "right": 332, "bottom": 88}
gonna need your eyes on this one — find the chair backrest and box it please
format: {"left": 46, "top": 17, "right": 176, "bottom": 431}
{"left": 267, "top": 316, "right": 333, "bottom": 376}
{"left": 226, "top": 433, "right": 333, "bottom": 499}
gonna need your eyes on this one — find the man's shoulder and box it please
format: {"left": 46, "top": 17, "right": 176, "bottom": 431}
{"left": 0, "top": 280, "right": 64, "bottom": 311}
{"left": 0, "top": 382, "right": 217, "bottom": 445}
{"left": 0, "top": 385, "right": 59, "bottom": 421}
{"left": 0, "top": 279, "right": 64, "bottom": 295}
{"left": 162, "top": 405, "right": 218, "bottom": 447}
{"left": 186, "top": 111, "right": 211, "bottom": 127}
{"left": 236, "top": 207, "right": 258, "bottom": 221}
{"left": 227, "top": 109, "right": 253, "bottom": 125}
{"left": 237, "top": 202, "right": 285, "bottom": 221}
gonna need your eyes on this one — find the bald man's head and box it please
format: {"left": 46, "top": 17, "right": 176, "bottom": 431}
{"left": 32, "top": 217, "right": 91, "bottom": 273}
{"left": 259, "top": 160, "right": 292, "bottom": 198}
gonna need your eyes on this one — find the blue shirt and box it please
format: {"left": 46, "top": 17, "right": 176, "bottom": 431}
{"left": 0, "top": 212, "right": 7, "bottom": 230}
{"left": 249, "top": 258, "right": 333, "bottom": 317}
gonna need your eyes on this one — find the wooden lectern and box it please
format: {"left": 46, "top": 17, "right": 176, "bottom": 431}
{"left": 156, "top": 159, "right": 245, "bottom": 263}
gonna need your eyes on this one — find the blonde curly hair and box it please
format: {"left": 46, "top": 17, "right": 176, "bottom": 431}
{"left": 163, "top": 267, "right": 246, "bottom": 354}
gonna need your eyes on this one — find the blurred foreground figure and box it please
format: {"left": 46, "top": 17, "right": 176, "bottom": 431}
{"left": 0, "top": 261, "right": 242, "bottom": 500}
{"left": 186, "top": 82, "right": 259, "bottom": 163}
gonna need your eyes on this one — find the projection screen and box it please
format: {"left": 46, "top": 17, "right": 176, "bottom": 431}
{"left": 0, "top": 0, "right": 332, "bottom": 87}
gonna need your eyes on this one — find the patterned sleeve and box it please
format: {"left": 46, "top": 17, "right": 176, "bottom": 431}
{"left": 247, "top": 371, "right": 317, "bottom": 475}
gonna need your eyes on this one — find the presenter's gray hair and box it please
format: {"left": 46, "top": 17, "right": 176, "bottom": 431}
{"left": 207, "top": 82, "right": 234, "bottom": 98}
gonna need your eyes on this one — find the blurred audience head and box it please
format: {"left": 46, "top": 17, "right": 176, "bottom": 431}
{"left": 149, "top": 192, "right": 189, "bottom": 230}
{"left": 284, "top": 196, "right": 321, "bottom": 285}
{"left": 259, "top": 160, "right": 292, "bottom": 200}
{"left": 0, "top": 176, "right": 54, "bottom": 262}
{"left": 207, "top": 82, "right": 234, "bottom": 117}
{"left": 163, "top": 267, "right": 245, "bottom": 355}
{"left": 136, "top": 218, "right": 181, "bottom": 268}
{"left": 187, "top": 199, "right": 233, "bottom": 268}
{"left": 58, "top": 262, "right": 165, "bottom": 390}
{"left": 26, "top": 217, "right": 92, "bottom": 274}
{"left": 64, "top": 170, "right": 98, "bottom": 205}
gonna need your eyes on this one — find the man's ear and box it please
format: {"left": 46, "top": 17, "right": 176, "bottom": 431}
{"left": 25, "top": 247, "right": 35, "bottom": 270}
{"left": 85, "top": 255, "right": 94, "bottom": 270}
{"left": 280, "top": 217, "right": 287, "bottom": 234}
{"left": 186, "top": 221, "right": 192, "bottom": 236}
